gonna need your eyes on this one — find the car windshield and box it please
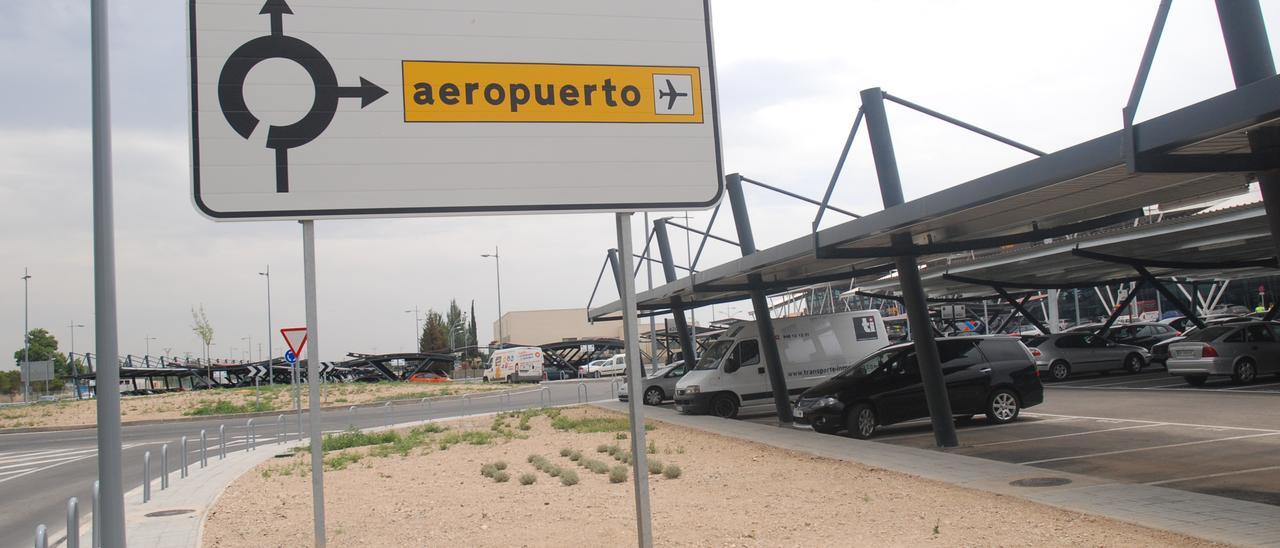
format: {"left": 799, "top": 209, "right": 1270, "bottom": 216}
{"left": 694, "top": 340, "right": 734, "bottom": 370}
{"left": 835, "top": 347, "right": 902, "bottom": 379}
{"left": 1024, "top": 336, "right": 1049, "bottom": 348}
{"left": 1183, "top": 325, "right": 1235, "bottom": 342}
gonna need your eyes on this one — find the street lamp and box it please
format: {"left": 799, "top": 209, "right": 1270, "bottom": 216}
{"left": 21, "top": 268, "right": 31, "bottom": 402}
{"left": 449, "top": 323, "right": 466, "bottom": 352}
{"left": 480, "top": 247, "right": 504, "bottom": 347}
{"left": 259, "top": 266, "right": 273, "bottom": 385}
{"left": 405, "top": 306, "right": 422, "bottom": 352}
{"left": 68, "top": 321, "right": 85, "bottom": 360}
{"left": 144, "top": 335, "right": 157, "bottom": 357}
{"left": 241, "top": 336, "right": 252, "bottom": 362}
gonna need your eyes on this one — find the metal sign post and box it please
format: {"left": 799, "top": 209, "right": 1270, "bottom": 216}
{"left": 281, "top": 329, "right": 307, "bottom": 443}
{"left": 617, "top": 212, "right": 654, "bottom": 548}
{"left": 301, "top": 221, "right": 326, "bottom": 546}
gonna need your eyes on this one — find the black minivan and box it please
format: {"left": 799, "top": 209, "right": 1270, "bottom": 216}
{"left": 793, "top": 336, "right": 1044, "bottom": 439}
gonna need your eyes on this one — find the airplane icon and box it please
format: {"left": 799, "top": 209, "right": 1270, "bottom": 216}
{"left": 658, "top": 79, "right": 689, "bottom": 110}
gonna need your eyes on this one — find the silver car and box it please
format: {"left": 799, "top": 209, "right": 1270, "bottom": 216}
{"left": 617, "top": 361, "right": 687, "bottom": 405}
{"left": 1166, "top": 321, "right": 1280, "bottom": 386}
{"left": 1024, "top": 332, "right": 1149, "bottom": 381}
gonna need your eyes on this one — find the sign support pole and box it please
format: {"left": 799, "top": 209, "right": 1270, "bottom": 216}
{"left": 616, "top": 212, "right": 654, "bottom": 548}
{"left": 301, "top": 220, "right": 327, "bottom": 546}
{"left": 91, "top": 0, "right": 126, "bottom": 544}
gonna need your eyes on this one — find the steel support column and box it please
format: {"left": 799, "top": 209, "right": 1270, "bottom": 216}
{"left": 726, "top": 173, "right": 793, "bottom": 423}
{"left": 1097, "top": 279, "right": 1147, "bottom": 337}
{"left": 653, "top": 219, "right": 697, "bottom": 365}
{"left": 607, "top": 248, "right": 624, "bottom": 295}
{"left": 992, "top": 287, "right": 1050, "bottom": 335}
{"left": 1135, "top": 267, "right": 1205, "bottom": 330}
{"left": 861, "top": 87, "right": 957, "bottom": 448}
{"left": 1218, "top": 1, "right": 1280, "bottom": 282}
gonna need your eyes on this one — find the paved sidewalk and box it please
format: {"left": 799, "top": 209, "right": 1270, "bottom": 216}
{"left": 597, "top": 401, "right": 1280, "bottom": 547}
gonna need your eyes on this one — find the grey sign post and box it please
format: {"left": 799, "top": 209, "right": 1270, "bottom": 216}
{"left": 617, "top": 213, "right": 654, "bottom": 548}
{"left": 302, "top": 221, "right": 327, "bottom": 546}
{"left": 90, "top": 0, "right": 126, "bottom": 544}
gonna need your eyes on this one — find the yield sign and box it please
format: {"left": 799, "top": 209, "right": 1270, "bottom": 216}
{"left": 280, "top": 327, "right": 308, "bottom": 357}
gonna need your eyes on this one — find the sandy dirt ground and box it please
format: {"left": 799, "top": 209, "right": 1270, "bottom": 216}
{"left": 202, "top": 407, "right": 1217, "bottom": 547}
{"left": 0, "top": 382, "right": 506, "bottom": 430}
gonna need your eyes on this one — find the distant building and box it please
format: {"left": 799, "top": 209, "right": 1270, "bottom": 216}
{"left": 492, "top": 308, "right": 622, "bottom": 346}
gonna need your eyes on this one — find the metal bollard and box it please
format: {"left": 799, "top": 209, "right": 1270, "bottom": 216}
{"left": 66, "top": 497, "right": 79, "bottom": 548}
{"left": 219, "top": 424, "right": 226, "bottom": 460}
{"left": 92, "top": 480, "right": 99, "bottom": 548}
{"left": 348, "top": 405, "right": 357, "bottom": 429}
{"left": 34, "top": 524, "right": 47, "bottom": 548}
{"left": 143, "top": 451, "right": 152, "bottom": 503}
{"left": 200, "top": 429, "right": 208, "bottom": 468}
{"left": 161, "top": 444, "right": 169, "bottom": 489}
{"left": 463, "top": 394, "right": 471, "bottom": 411}
{"left": 278, "top": 414, "right": 285, "bottom": 444}
{"left": 383, "top": 401, "right": 392, "bottom": 428}
{"left": 577, "top": 381, "right": 588, "bottom": 403}
{"left": 246, "top": 419, "right": 256, "bottom": 451}
{"left": 540, "top": 386, "right": 550, "bottom": 405}
{"left": 181, "top": 436, "right": 189, "bottom": 478}
{"left": 421, "top": 397, "right": 430, "bottom": 411}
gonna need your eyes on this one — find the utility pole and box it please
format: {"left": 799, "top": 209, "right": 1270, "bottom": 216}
{"left": 144, "top": 335, "right": 157, "bottom": 357}
{"left": 405, "top": 306, "right": 421, "bottom": 351}
{"left": 644, "top": 212, "right": 659, "bottom": 373}
{"left": 259, "top": 265, "right": 273, "bottom": 385}
{"left": 22, "top": 268, "right": 31, "bottom": 403}
{"left": 481, "top": 247, "right": 504, "bottom": 347}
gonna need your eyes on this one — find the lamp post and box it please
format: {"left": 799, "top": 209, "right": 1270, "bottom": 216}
{"left": 144, "top": 335, "right": 157, "bottom": 358}
{"left": 259, "top": 266, "right": 273, "bottom": 385}
{"left": 22, "top": 268, "right": 31, "bottom": 402}
{"left": 68, "top": 321, "right": 85, "bottom": 370}
{"left": 243, "top": 336, "right": 259, "bottom": 406}
{"left": 480, "top": 247, "right": 504, "bottom": 347}
{"left": 405, "top": 306, "right": 421, "bottom": 352}
{"left": 448, "top": 323, "right": 466, "bottom": 353}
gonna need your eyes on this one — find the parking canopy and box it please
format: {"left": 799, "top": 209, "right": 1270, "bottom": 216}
{"left": 589, "top": 74, "right": 1280, "bottom": 320}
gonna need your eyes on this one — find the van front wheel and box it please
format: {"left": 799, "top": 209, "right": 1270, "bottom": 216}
{"left": 710, "top": 395, "right": 739, "bottom": 419}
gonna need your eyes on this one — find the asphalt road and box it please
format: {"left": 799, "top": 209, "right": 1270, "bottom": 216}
{"left": 0, "top": 379, "right": 621, "bottom": 548}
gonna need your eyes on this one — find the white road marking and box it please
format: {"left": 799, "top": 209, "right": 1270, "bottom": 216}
{"left": 1145, "top": 465, "right": 1280, "bottom": 486}
{"left": 1081, "top": 376, "right": 1175, "bottom": 388}
{"left": 968, "top": 423, "right": 1165, "bottom": 448}
{"left": 1224, "top": 381, "right": 1280, "bottom": 391}
{"left": 872, "top": 417, "right": 1075, "bottom": 442}
{"left": 0, "top": 447, "right": 97, "bottom": 465}
{"left": 1018, "top": 432, "right": 1280, "bottom": 465}
{"left": 0, "top": 443, "right": 141, "bottom": 485}
{"left": 1022, "top": 412, "right": 1280, "bottom": 434}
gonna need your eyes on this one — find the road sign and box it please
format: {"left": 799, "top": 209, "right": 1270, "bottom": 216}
{"left": 246, "top": 365, "right": 269, "bottom": 379}
{"left": 20, "top": 361, "right": 55, "bottom": 383}
{"left": 280, "top": 327, "right": 308, "bottom": 356}
{"left": 189, "top": 0, "right": 723, "bottom": 220}
{"left": 284, "top": 349, "right": 297, "bottom": 364}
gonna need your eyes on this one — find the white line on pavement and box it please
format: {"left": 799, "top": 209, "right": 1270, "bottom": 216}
{"left": 1018, "top": 432, "right": 1280, "bottom": 465}
{"left": 968, "top": 423, "right": 1165, "bottom": 448}
{"left": 1224, "top": 381, "right": 1280, "bottom": 391}
{"left": 1145, "top": 465, "right": 1280, "bottom": 486}
{"left": 0, "top": 446, "right": 97, "bottom": 465}
{"left": 1021, "top": 411, "right": 1280, "bottom": 433}
{"left": 0, "top": 443, "right": 141, "bottom": 485}
{"left": 873, "top": 417, "right": 1075, "bottom": 442}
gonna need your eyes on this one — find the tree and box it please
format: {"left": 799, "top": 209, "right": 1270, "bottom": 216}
{"left": 191, "top": 305, "right": 215, "bottom": 363}
{"left": 419, "top": 310, "right": 450, "bottom": 353}
{"left": 11, "top": 328, "right": 70, "bottom": 385}
{"left": 467, "top": 300, "right": 479, "bottom": 359}
{"left": 0, "top": 371, "right": 20, "bottom": 401}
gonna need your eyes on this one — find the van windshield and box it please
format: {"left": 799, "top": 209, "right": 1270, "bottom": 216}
{"left": 695, "top": 340, "right": 734, "bottom": 370}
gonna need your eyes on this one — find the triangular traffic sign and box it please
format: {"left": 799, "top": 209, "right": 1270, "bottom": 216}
{"left": 280, "top": 327, "right": 308, "bottom": 356}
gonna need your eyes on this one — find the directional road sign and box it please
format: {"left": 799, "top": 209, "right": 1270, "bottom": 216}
{"left": 188, "top": 0, "right": 723, "bottom": 220}
{"left": 246, "top": 364, "right": 269, "bottom": 379}
{"left": 284, "top": 349, "right": 297, "bottom": 364}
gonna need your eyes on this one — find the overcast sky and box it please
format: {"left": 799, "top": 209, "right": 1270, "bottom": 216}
{"left": 3, "top": 1, "right": 1278, "bottom": 362}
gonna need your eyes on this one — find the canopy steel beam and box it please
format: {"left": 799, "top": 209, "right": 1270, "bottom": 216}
{"left": 1096, "top": 279, "right": 1147, "bottom": 337}
{"left": 1135, "top": 265, "right": 1206, "bottom": 330}
{"left": 1071, "top": 247, "right": 1278, "bottom": 270}
{"left": 882, "top": 91, "right": 1047, "bottom": 157}
{"left": 993, "top": 287, "right": 1051, "bottom": 335}
{"left": 854, "top": 289, "right": 1034, "bottom": 304}
{"left": 944, "top": 272, "right": 1146, "bottom": 291}
{"left": 696, "top": 263, "right": 895, "bottom": 293}
{"left": 654, "top": 219, "right": 697, "bottom": 366}
{"left": 993, "top": 293, "right": 1033, "bottom": 333}
{"left": 740, "top": 176, "right": 861, "bottom": 220}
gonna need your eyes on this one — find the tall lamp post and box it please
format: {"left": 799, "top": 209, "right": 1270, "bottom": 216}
{"left": 480, "top": 247, "right": 504, "bottom": 348}
{"left": 259, "top": 266, "right": 273, "bottom": 385}
{"left": 144, "top": 335, "right": 157, "bottom": 358}
{"left": 68, "top": 321, "right": 85, "bottom": 373}
{"left": 22, "top": 268, "right": 31, "bottom": 402}
{"left": 405, "top": 306, "right": 422, "bottom": 352}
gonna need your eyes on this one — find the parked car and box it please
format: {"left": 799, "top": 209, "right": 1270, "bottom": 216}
{"left": 1150, "top": 316, "right": 1251, "bottom": 368}
{"left": 1103, "top": 322, "right": 1181, "bottom": 349}
{"left": 1161, "top": 314, "right": 1241, "bottom": 334}
{"left": 675, "top": 311, "right": 890, "bottom": 418}
{"left": 542, "top": 360, "right": 579, "bottom": 381}
{"left": 1166, "top": 321, "right": 1280, "bottom": 385}
{"left": 1024, "top": 333, "right": 1148, "bottom": 381}
{"left": 618, "top": 361, "right": 687, "bottom": 405}
{"left": 408, "top": 372, "right": 450, "bottom": 383}
{"left": 579, "top": 359, "right": 607, "bottom": 377}
{"left": 793, "top": 336, "right": 1043, "bottom": 439}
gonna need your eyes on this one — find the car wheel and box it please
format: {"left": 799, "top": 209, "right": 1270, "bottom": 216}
{"left": 710, "top": 394, "right": 739, "bottom": 419}
{"left": 1124, "top": 353, "right": 1144, "bottom": 374}
{"left": 847, "top": 403, "right": 877, "bottom": 439}
{"left": 1184, "top": 375, "right": 1208, "bottom": 387}
{"left": 1232, "top": 359, "right": 1258, "bottom": 384}
{"left": 643, "top": 387, "right": 664, "bottom": 406}
{"left": 985, "top": 389, "right": 1020, "bottom": 424}
{"left": 1049, "top": 361, "right": 1071, "bottom": 381}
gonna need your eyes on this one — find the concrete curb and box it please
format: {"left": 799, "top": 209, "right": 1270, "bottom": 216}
{"left": 0, "top": 386, "right": 542, "bottom": 435}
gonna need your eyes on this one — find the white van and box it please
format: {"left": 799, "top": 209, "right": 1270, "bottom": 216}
{"left": 674, "top": 310, "right": 889, "bottom": 418}
{"left": 484, "top": 347, "right": 544, "bottom": 383}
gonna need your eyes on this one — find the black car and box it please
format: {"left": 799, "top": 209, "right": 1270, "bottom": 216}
{"left": 793, "top": 336, "right": 1044, "bottom": 439}
{"left": 1103, "top": 322, "right": 1181, "bottom": 349}
{"left": 542, "top": 360, "right": 579, "bottom": 381}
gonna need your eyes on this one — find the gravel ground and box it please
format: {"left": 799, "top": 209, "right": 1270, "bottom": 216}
{"left": 201, "top": 407, "right": 1218, "bottom": 547}
{"left": 0, "top": 382, "right": 504, "bottom": 429}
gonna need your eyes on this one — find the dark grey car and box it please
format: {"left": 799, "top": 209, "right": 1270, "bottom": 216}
{"left": 1026, "top": 333, "right": 1149, "bottom": 381}
{"left": 617, "top": 361, "right": 687, "bottom": 405}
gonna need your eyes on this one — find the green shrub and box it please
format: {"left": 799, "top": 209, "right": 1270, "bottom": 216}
{"left": 662, "top": 464, "right": 682, "bottom": 479}
{"left": 414, "top": 423, "right": 446, "bottom": 434}
{"left": 547, "top": 466, "right": 562, "bottom": 477}
{"left": 559, "top": 469, "right": 580, "bottom": 486}
{"left": 481, "top": 463, "right": 498, "bottom": 478}
{"left": 519, "top": 473, "right": 537, "bottom": 485}
{"left": 321, "top": 429, "right": 399, "bottom": 452}
{"left": 551, "top": 415, "right": 653, "bottom": 434}
{"left": 569, "top": 450, "right": 583, "bottom": 462}
{"left": 585, "top": 459, "right": 610, "bottom": 474}
{"left": 527, "top": 454, "right": 539, "bottom": 464}
{"left": 437, "top": 430, "right": 498, "bottom": 450}
{"left": 493, "top": 470, "right": 510, "bottom": 483}
{"left": 323, "top": 451, "right": 363, "bottom": 471}
{"left": 609, "top": 465, "right": 628, "bottom": 483}
{"left": 494, "top": 460, "right": 508, "bottom": 471}
{"left": 647, "top": 459, "right": 664, "bottom": 475}
{"left": 647, "top": 440, "right": 657, "bottom": 454}
{"left": 559, "top": 447, "right": 572, "bottom": 457}
{"left": 596, "top": 444, "right": 610, "bottom": 453}
{"left": 606, "top": 445, "right": 620, "bottom": 456}
{"left": 615, "top": 432, "right": 628, "bottom": 440}
{"left": 183, "top": 399, "right": 275, "bottom": 416}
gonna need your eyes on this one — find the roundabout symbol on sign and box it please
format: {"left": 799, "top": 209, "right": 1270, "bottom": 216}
{"left": 217, "top": 0, "right": 388, "bottom": 193}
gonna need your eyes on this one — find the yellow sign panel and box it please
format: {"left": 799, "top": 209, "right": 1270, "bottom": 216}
{"left": 402, "top": 61, "right": 703, "bottom": 123}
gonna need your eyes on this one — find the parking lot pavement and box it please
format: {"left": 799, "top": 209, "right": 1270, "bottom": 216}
{"left": 1047, "top": 369, "right": 1280, "bottom": 393}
